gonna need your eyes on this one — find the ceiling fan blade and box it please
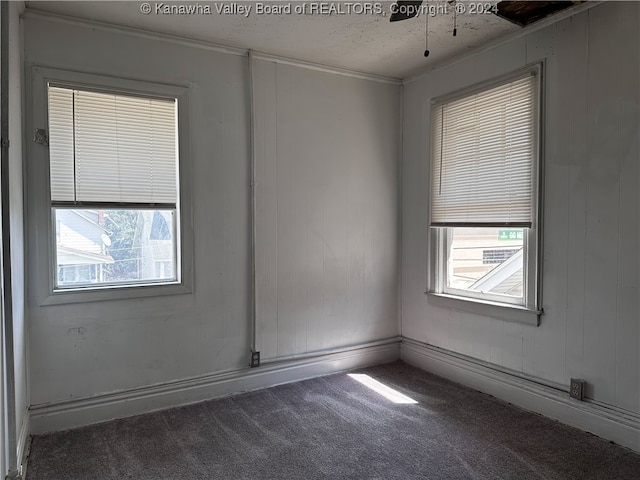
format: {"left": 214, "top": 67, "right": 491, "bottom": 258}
{"left": 390, "top": 0, "right": 424, "bottom": 22}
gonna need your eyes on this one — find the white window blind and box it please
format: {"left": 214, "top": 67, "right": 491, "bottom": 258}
{"left": 430, "top": 73, "right": 537, "bottom": 227}
{"left": 48, "top": 86, "right": 178, "bottom": 205}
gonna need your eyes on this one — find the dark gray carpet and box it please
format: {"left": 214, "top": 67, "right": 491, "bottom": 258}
{"left": 27, "top": 361, "right": 640, "bottom": 479}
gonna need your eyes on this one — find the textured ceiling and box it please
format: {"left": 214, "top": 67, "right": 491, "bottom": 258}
{"left": 27, "top": 1, "right": 543, "bottom": 78}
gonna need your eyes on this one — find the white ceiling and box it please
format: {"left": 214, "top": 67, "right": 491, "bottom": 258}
{"left": 27, "top": 1, "right": 541, "bottom": 78}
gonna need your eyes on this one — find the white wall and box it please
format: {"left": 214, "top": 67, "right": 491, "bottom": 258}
{"left": 401, "top": 1, "right": 639, "bottom": 414}
{"left": 24, "top": 15, "right": 399, "bottom": 413}
{"left": 254, "top": 61, "right": 399, "bottom": 357}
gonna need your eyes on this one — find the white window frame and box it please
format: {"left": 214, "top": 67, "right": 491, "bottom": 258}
{"left": 28, "top": 67, "right": 194, "bottom": 305}
{"left": 426, "top": 65, "right": 544, "bottom": 325}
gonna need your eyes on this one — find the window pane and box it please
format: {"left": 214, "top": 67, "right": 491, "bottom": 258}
{"left": 446, "top": 227, "right": 524, "bottom": 299}
{"left": 54, "top": 208, "right": 177, "bottom": 288}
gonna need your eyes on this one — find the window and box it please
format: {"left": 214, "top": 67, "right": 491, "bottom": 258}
{"left": 428, "top": 66, "right": 542, "bottom": 314}
{"left": 29, "top": 67, "right": 192, "bottom": 303}
{"left": 47, "top": 86, "right": 180, "bottom": 290}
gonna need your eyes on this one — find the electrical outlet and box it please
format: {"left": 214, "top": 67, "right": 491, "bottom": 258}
{"left": 250, "top": 351, "right": 260, "bottom": 368}
{"left": 570, "top": 378, "right": 584, "bottom": 400}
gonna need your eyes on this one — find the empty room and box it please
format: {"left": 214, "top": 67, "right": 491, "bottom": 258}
{"left": 0, "top": 0, "right": 638, "bottom": 478}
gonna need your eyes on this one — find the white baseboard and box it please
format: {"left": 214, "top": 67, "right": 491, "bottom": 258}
{"left": 30, "top": 338, "right": 400, "bottom": 434}
{"left": 401, "top": 338, "right": 640, "bottom": 453}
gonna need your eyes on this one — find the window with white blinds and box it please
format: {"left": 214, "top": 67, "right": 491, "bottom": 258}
{"left": 47, "top": 86, "right": 178, "bottom": 205}
{"left": 430, "top": 72, "right": 538, "bottom": 227}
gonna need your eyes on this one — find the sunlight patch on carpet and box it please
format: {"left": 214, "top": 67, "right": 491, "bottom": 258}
{"left": 347, "top": 374, "right": 418, "bottom": 404}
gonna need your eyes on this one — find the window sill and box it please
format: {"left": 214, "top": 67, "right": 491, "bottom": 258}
{"left": 40, "top": 282, "right": 192, "bottom": 306}
{"left": 425, "top": 292, "right": 542, "bottom": 326}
